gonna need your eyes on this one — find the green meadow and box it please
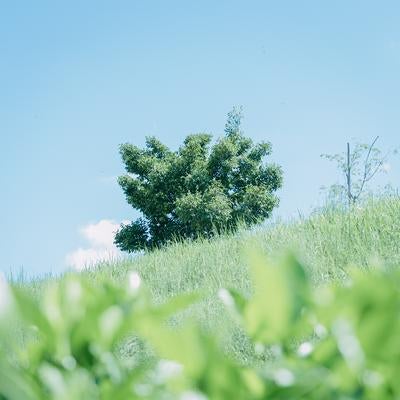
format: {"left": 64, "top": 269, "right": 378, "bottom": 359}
{"left": 2, "top": 196, "right": 400, "bottom": 399}
{"left": 90, "top": 196, "right": 400, "bottom": 291}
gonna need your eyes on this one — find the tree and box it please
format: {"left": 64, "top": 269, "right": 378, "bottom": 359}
{"left": 115, "top": 108, "right": 283, "bottom": 252}
{"left": 321, "top": 136, "right": 396, "bottom": 207}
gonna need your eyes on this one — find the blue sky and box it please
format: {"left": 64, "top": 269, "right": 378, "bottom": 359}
{"left": 1, "top": 1, "right": 399, "bottom": 275}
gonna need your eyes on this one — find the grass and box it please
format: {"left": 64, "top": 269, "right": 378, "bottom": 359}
{"left": 3, "top": 196, "right": 399, "bottom": 398}
{"left": 88, "top": 196, "right": 400, "bottom": 289}
{"left": 60, "top": 196, "right": 397, "bottom": 363}
{"left": 18, "top": 196, "right": 400, "bottom": 364}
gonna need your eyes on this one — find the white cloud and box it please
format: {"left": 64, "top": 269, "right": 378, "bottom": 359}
{"left": 80, "top": 220, "right": 121, "bottom": 248}
{"left": 65, "top": 219, "right": 129, "bottom": 271}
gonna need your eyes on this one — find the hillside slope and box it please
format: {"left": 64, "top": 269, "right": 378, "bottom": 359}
{"left": 78, "top": 197, "right": 399, "bottom": 362}
{"left": 91, "top": 197, "right": 400, "bottom": 295}
{"left": 25, "top": 197, "right": 400, "bottom": 364}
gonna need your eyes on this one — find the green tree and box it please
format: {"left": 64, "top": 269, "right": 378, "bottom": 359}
{"left": 115, "top": 108, "right": 283, "bottom": 252}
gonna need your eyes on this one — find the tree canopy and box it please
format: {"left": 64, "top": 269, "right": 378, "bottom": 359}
{"left": 115, "top": 108, "right": 282, "bottom": 252}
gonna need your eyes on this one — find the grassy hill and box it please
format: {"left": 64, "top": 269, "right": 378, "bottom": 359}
{"left": 67, "top": 197, "right": 400, "bottom": 363}
{"left": 23, "top": 197, "right": 400, "bottom": 360}
{"left": 4, "top": 197, "right": 400, "bottom": 398}
{"left": 24, "top": 198, "right": 400, "bottom": 328}
{"left": 88, "top": 196, "right": 400, "bottom": 293}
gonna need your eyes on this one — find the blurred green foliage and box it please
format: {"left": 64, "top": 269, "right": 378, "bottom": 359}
{"left": 1, "top": 250, "right": 400, "bottom": 399}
